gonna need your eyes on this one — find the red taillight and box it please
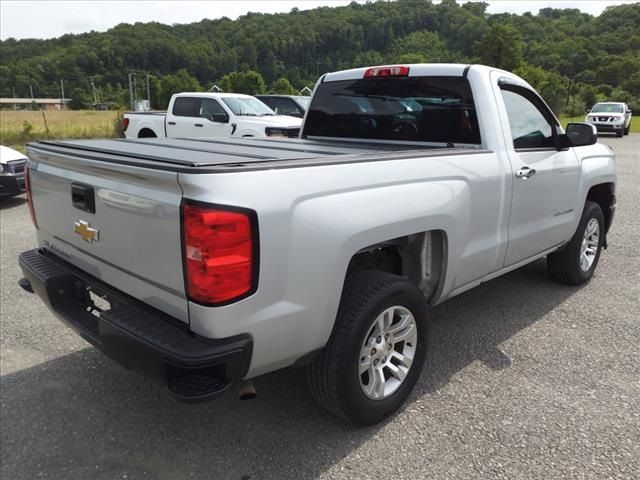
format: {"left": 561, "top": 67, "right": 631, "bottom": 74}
{"left": 122, "top": 118, "right": 130, "bottom": 132}
{"left": 182, "top": 202, "right": 257, "bottom": 304}
{"left": 364, "top": 66, "right": 410, "bottom": 78}
{"left": 25, "top": 165, "right": 38, "bottom": 228}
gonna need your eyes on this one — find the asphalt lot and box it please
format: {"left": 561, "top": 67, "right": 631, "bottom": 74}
{"left": 1, "top": 135, "right": 639, "bottom": 480}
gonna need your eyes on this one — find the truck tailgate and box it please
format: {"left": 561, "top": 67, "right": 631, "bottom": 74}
{"left": 27, "top": 144, "right": 188, "bottom": 323}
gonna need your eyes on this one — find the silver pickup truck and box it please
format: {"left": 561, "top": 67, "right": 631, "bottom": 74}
{"left": 18, "top": 64, "right": 616, "bottom": 425}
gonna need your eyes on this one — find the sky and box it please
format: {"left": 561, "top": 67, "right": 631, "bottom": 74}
{"left": 0, "top": 0, "right": 635, "bottom": 41}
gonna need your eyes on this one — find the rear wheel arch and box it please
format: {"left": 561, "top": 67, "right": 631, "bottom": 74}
{"left": 138, "top": 128, "right": 157, "bottom": 138}
{"left": 344, "top": 230, "right": 447, "bottom": 305}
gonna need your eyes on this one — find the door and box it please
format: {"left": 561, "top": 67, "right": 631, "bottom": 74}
{"left": 499, "top": 83, "right": 582, "bottom": 266}
{"left": 196, "top": 98, "right": 233, "bottom": 137}
{"left": 166, "top": 96, "right": 200, "bottom": 137}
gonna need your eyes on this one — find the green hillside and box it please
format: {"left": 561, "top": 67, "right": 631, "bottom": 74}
{"left": 1, "top": 0, "right": 639, "bottom": 112}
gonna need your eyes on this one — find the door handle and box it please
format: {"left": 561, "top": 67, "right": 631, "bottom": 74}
{"left": 516, "top": 166, "right": 536, "bottom": 179}
{"left": 195, "top": 123, "right": 203, "bottom": 127}
{"left": 168, "top": 121, "right": 176, "bottom": 125}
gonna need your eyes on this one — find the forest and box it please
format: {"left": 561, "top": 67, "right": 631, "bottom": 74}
{"left": 1, "top": 0, "right": 639, "bottom": 114}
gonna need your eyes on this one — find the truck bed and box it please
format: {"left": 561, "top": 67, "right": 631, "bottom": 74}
{"left": 29, "top": 138, "right": 485, "bottom": 173}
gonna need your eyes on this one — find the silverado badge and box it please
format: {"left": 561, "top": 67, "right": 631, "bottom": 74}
{"left": 74, "top": 220, "right": 99, "bottom": 243}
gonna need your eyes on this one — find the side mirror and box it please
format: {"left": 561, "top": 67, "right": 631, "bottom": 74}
{"left": 212, "top": 113, "right": 229, "bottom": 123}
{"left": 585, "top": 108, "right": 591, "bottom": 114}
{"left": 566, "top": 122, "right": 597, "bottom": 147}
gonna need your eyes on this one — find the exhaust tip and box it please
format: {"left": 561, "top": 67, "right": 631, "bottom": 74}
{"left": 237, "top": 379, "right": 256, "bottom": 400}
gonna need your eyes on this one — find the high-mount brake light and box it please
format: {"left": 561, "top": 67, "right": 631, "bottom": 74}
{"left": 364, "top": 66, "right": 410, "bottom": 78}
{"left": 182, "top": 202, "right": 257, "bottom": 305}
{"left": 25, "top": 165, "right": 38, "bottom": 228}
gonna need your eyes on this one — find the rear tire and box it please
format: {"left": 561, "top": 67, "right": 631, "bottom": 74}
{"left": 547, "top": 201, "right": 604, "bottom": 285}
{"left": 307, "top": 270, "right": 428, "bottom": 425}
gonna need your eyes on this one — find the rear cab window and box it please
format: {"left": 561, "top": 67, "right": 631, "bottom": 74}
{"left": 303, "top": 76, "right": 481, "bottom": 145}
{"left": 172, "top": 97, "right": 199, "bottom": 117}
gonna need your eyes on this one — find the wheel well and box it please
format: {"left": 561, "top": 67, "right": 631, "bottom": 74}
{"left": 346, "top": 231, "right": 445, "bottom": 302}
{"left": 138, "top": 128, "right": 157, "bottom": 138}
{"left": 586, "top": 183, "right": 615, "bottom": 233}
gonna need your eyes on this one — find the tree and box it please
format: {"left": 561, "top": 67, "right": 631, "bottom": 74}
{"left": 389, "top": 31, "right": 450, "bottom": 63}
{"left": 270, "top": 77, "right": 297, "bottom": 95}
{"left": 157, "top": 69, "right": 201, "bottom": 108}
{"left": 514, "top": 64, "right": 568, "bottom": 114}
{"left": 474, "top": 24, "right": 523, "bottom": 71}
{"left": 218, "top": 70, "right": 266, "bottom": 95}
{"left": 67, "top": 88, "right": 92, "bottom": 110}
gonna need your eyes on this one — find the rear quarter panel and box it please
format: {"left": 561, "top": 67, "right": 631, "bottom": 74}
{"left": 180, "top": 150, "right": 510, "bottom": 377}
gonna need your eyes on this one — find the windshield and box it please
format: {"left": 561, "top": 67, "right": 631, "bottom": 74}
{"left": 303, "top": 76, "right": 480, "bottom": 144}
{"left": 591, "top": 103, "right": 624, "bottom": 113}
{"left": 222, "top": 97, "right": 275, "bottom": 116}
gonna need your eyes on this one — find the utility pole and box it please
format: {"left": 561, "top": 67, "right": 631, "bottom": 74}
{"left": 146, "top": 74, "right": 150, "bottom": 104}
{"left": 60, "top": 79, "right": 65, "bottom": 110}
{"left": 11, "top": 87, "right": 16, "bottom": 98}
{"left": 90, "top": 77, "right": 98, "bottom": 105}
{"left": 128, "top": 73, "right": 134, "bottom": 110}
{"left": 133, "top": 75, "right": 137, "bottom": 108}
{"left": 29, "top": 84, "right": 34, "bottom": 99}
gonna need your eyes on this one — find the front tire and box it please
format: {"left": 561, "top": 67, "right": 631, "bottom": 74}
{"left": 624, "top": 122, "right": 630, "bottom": 135}
{"left": 547, "top": 201, "right": 604, "bottom": 285}
{"left": 307, "top": 270, "right": 428, "bottom": 425}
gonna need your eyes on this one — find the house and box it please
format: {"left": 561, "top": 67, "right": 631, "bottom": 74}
{"left": 0, "top": 98, "right": 70, "bottom": 111}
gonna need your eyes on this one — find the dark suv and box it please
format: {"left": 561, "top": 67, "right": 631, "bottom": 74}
{"left": 255, "top": 95, "right": 311, "bottom": 118}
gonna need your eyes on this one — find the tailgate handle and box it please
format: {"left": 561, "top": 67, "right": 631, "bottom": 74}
{"left": 71, "top": 183, "right": 96, "bottom": 214}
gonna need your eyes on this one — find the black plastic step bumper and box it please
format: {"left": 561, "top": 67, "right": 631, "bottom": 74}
{"left": 18, "top": 248, "right": 253, "bottom": 403}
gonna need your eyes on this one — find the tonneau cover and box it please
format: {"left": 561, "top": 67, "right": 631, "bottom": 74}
{"left": 28, "top": 137, "right": 479, "bottom": 173}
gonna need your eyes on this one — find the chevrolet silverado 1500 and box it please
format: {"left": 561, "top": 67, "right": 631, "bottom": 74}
{"left": 19, "top": 64, "right": 616, "bottom": 425}
{"left": 123, "top": 92, "right": 302, "bottom": 139}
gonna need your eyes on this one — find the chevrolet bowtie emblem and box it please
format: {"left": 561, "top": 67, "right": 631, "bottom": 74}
{"left": 74, "top": 220, "right": 99, "bottom": 243}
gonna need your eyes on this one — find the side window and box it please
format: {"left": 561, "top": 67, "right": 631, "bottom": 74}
{"left": 500, "top": 89, "right": 554, "bottom": 149}
{"left": 199, "top": 98, "right": 227, "bottom": 121}
{"left": 172, "top": 97, "right": 199, "bottom": 117}
{"left": 259, "top": 97, "right": 276, "bottom": 110}
{"left": 274, "top": 98, "right": 302, "bottom": 116}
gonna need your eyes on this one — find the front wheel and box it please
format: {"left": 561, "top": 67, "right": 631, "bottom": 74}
{"left": 547, "top": 201, "right": 605, "bottom": 285}
{"left": 307, "top": 270, "right": 428, "bottom": 425}
{"left": 624, "top": 122, "right": 630, "bottom": 135}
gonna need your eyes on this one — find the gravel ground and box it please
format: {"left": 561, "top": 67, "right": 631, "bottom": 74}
{"left": 1, "top": 135, "right": 639, "bottom": 480}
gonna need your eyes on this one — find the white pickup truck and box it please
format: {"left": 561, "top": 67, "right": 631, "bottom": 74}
{"left": 19, "top": 64, "right": 616, "bottom": 425}
{"left": 123, "top": 92, "right": 302, "bottom": 139}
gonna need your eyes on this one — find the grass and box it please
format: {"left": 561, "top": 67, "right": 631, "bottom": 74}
{"left": 0, "top": 110, "right": 122, "bottom": 153}
{"left": 559, "top": 114, "right": 638, "bottom": 134}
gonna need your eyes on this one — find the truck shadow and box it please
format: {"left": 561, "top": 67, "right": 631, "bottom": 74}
{"left": 0, "top": 195, "right": 26, "bottom": 208}
{"left": 1, "top": 259, "right": 580, "bottom": 479}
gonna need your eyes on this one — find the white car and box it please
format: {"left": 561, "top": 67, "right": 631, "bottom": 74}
{"left": 123, "top": 92, "right": 302, "bottom": 139}
{"left": 0, "top": 145, "right": 27, "bottom": 198}
{"left": 585, "top": 102, "right": 632, "bottom": 137}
